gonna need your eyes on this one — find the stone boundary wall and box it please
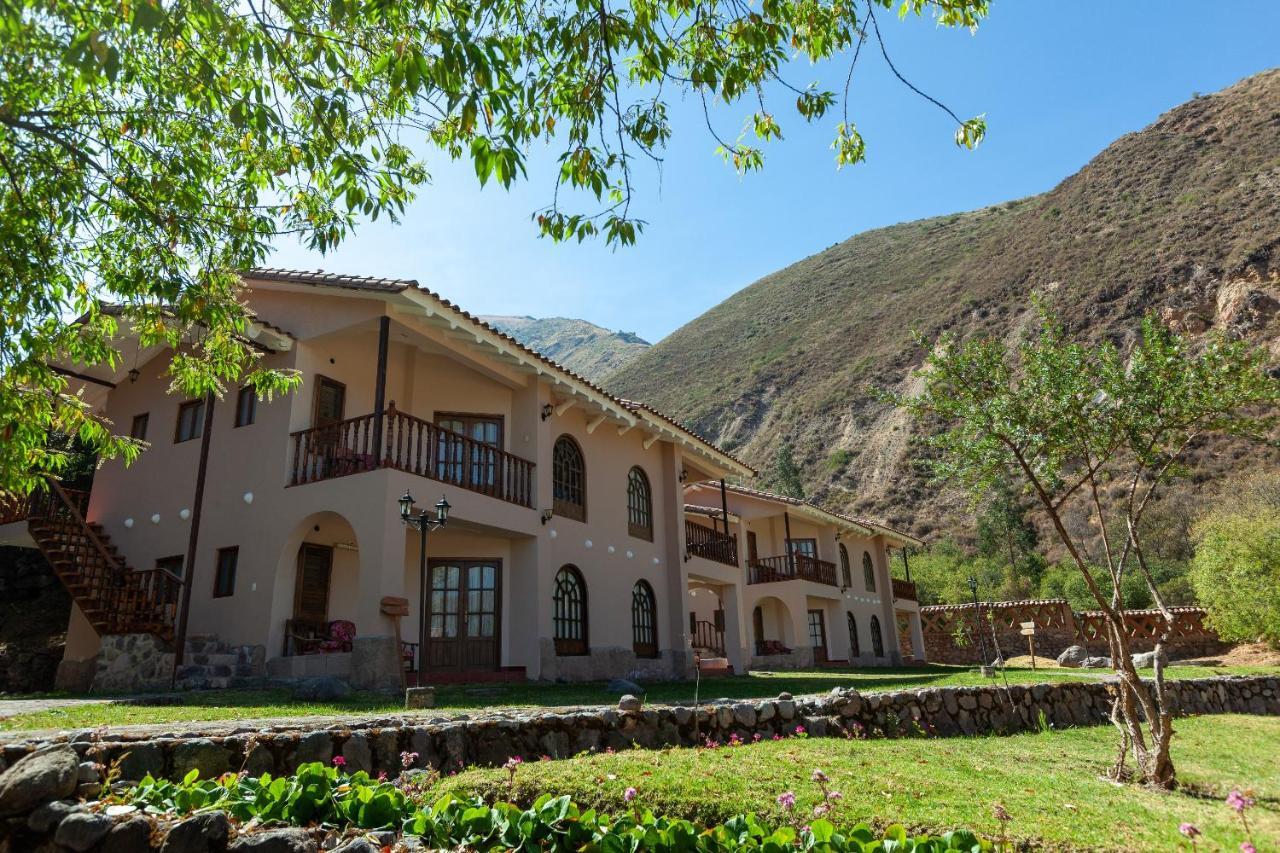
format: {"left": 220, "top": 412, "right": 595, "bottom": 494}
{"left": 920, "top": 600, "right": 1231, "bottom": 665}
{"left": 1, "top": 676, "right": 1274, "bottom": 788}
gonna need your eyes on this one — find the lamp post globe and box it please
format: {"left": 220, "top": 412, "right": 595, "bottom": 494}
{"left": 398, "top": 490, "right": 415, "bottom": 521}
{"left": 435, "top": 495, "right": 451, "bottom": 525}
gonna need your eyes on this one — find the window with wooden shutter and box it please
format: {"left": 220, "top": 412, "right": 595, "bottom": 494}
{"left": 552, "top": 436, "right": 586, "bottom": 522}
{"left": 174, "top": 399, "right": 204, "bottom": 443}
{"left": 631, "top": 580, "right": 658, "bottom": 658}
{"left": 626, "top": 467, "right": 653, "bottom": 541}
{"left": 294, "top": 544, "right": 333, "bottom": 623}
{"left": 552, "top": 565, "right": 587, "bottom": 655}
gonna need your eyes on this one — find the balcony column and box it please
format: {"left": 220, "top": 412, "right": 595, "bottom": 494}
{"left": 662, "top": 445, "right": 694, "bottom": 678}
{"left": 372, "top": 315, "right": 390, "bottom": 465}
{"left": 910, "top": 610, "right": 927, "bottom": 662}
{"left": 872, "top": 539, "right": 903, "bottom": 665}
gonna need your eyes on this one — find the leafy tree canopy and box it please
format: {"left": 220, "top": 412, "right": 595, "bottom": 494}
{"left": 0, "top": 0, "right": 987, "bottom": 494}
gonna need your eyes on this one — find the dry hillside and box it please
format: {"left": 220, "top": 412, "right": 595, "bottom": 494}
{"left": 481, "top": 315, "right": 650, "bottom": 381}
{"left": 607, "top": 69, "right": 1280, "bottom": 542}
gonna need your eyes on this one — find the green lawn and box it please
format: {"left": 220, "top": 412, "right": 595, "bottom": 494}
{"left": 2, "top": 663, "right": 1276, "bottom": 732}
{"left": 436, "top": 714, "right": 1279, "bottom": 851}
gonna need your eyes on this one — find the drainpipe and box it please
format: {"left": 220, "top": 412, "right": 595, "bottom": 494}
{"left": 172, "top": 390, "right": 216, "bottom": 681}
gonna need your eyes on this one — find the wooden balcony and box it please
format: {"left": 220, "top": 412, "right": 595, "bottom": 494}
{"left": 685, "top": 519, "right": 738, "bottom": 567}
{"left": 289, "top": 405, "right": 535, "bottom": 508}
{"left": 892, "top": 578, "right": 918, "bottom": 601}
{"left": 0, "top": 493, "right": 30, "bottom": 526}
{"left": 748, "top": 554, "right": 838, "bottom": 586}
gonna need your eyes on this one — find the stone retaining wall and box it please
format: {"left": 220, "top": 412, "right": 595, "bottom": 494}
{"left": 920, "top": 600, "right": 1232, "bottom": 665}
{"left": 2, "top": 676, "right": 1274, "bottom": 786}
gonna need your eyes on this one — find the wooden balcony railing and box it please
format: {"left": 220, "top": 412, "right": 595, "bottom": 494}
{"left": 892, "top": 578, "right": 918, "bottom": 601}
{"left": 691, "top": 619, "right": 726, "bottom": 656}
{"left": 0, "top": 493, "right": 31, "bottom": 526}
{"left": 684, "top": 519, "right": 738, "bottom": 567}
{"left": 748, "top": 554, "right": 838, "bottom": 586}
{"left": 289, "top": 405, "right": 535, "bottom": 509}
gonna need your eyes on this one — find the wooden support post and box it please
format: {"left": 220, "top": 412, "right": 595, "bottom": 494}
{"left": 372, "top": 315, "right": 390, "bottom": 464}
{"left": 719, "top": 479, "right": 730, "bottom": 537}
{"left": 173, "top": 391, "right": 216, "bottom": 676}
{"left": 783, "top": 511, "right": 794, "bottom": 576}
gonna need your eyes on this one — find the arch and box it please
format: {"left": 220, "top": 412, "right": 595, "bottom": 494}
{"left": 626, "top": 466, "right": 653, "bottom": 541}
{"left": 870, "top": 614, "right": 885, "bottom": 658}
{"left": 268, "top": 510, "right": 361, "bottom": 658}
{"left": 862, "top": 550, "right": 876, "bottom": 592}
{"left": 839, "top": 544, "right": 852, "bottom": 589}
{"left": 631, "top": 580, "right": 658, "bottom": 658}
{"left": 553, "top": 565, "right": 588, "bottom": 655}
{"left": 846, "top": 611, "right": 860, "bottom": 658}
{"left": 553, "top": 435, "right": 586, "bottom": 521}
{"left": 750, "top": 595, "right": 794, "bottom": 655}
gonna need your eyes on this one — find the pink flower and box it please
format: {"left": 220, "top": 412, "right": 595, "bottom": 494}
{"left": 826, "top": 790, "right": 842, "bottom": 801}
{"left": 811, "top": 769, "right": 828, "bottom": 783}
{"left": 605, "top": 747, "right": 615, "bottom": 755}
{"left": 752, "top": 733, "right": 762, "bottom": 743}
{"left": 540, "top": 755, "right": 552, "bottom": 762}
{"left": 772, "top": 734, "right": 783, "bottom": 741}
{"left": 729, "top": 733, "right": 743, "bottom": 747}
{"left": 624, "top": 786, "right": 638, "bottom": 802}
{"left": 503, "top": 756, "right": 523, "bottom": 772}
{"left": 1240, "top": 844, "right": 1255, "bottom": 853}
{"left": 331, "top": 756, "right": 346, "bottom": 768}
{"left": 1179, "top": 823, "right": 1201, "bottom": 839}
{"left": 794, "top": 725, "right": 806, "bottom": 736}
{"left": 776, "top": 791, "right": 796, "bottom": 810}
{"left": 400, "top": 751, "right": 419, "bottom": 769}
{"left": 1226, "top": 789, "right": 1254, "bottom": 814}
{"left": 812, "top": 804, "right": 829, "bottom": 818}
{"left": 377, "top": 771, "right": 387, "bottom": 782}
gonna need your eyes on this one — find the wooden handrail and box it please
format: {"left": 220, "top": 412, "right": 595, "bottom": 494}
{"left": 892, "top": 578, "right": 918, "bottom": 601}
{"left": 684, "top": 519, "right": 738, "bottom": 566}
{"left": 749, "top": 554, "right": 838, "bottom": 586}
{"left": 39, "top": 481, "right": 126, "bottom": 584}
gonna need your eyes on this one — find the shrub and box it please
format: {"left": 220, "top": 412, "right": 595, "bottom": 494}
{"left": 125, "top": 763, "right": 991, "bottom": 851}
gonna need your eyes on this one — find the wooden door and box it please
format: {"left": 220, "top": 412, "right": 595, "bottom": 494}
{"left": 295, "top": 544, "right": 333, "bottom": 622}
{"left": 425, "top": 559, "right": 501, "bottom": 671}
{"left": 752, "top": 605, "right": 765, "bottom": 653}
{"left": 746, "top": 530, "right": 759, "bottom": 565}
{"left": 314, "top": 376, "right": 346, "bottom": 427}
{"left": 807, "top": 609, "right": 828, "bottom": 663}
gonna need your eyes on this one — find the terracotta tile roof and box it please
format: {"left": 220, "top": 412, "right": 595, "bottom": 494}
{"left": 243, "top": 267, "right": 755, "bottom": 476}
{"left": 705, "top": 483, "right": 923, "bottom": 546}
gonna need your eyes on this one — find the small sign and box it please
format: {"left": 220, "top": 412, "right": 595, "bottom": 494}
{"left": 1020, "top": 621, "right": 1036, "bottom": 632}
{"left": 1019, "top": 627, "right": 1035, "bottom": 636}
{"left": 381, "top": 596, "right": 410, "bottom": 617}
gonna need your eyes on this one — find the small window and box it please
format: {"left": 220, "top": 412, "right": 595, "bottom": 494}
{"left": 626, "top": 467, "right": 653, "bottom": 541}
{"left": 234, "top": 386, "right": 256, "bottom": 428}
{"left": 213, "top": 547, "right": 238, "bottom": 598}
{"left": 553, "top": 565, "right": 588, "bottom": 655}
{"left": 863, "top": 551, "right": 876, "bottom": 592}
{"left": 631, "top": 580, "right": 658, "bottom": 658}
{"left": 175, "top": 399, "right": 204, "bottom": 443}
{"left": 130, "top": 413, "right": 149, "bottom": 441}
{"left": 156, "top": 554, "right": 184, "bottom": 578}
{"left": 552, "top": 436, "right": 586, "bottom": 522}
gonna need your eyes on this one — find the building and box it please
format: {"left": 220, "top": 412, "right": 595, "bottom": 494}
{"left": 0, "top": 268, "right": 924, "bottom": 691}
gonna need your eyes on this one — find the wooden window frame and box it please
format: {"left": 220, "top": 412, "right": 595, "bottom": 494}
{"left": 130, "top": 413, "right": 149, "bottom": 441}
{"left": 174, "top": 399, "right": 204, "bottom": 444}
{"left": 870, "top": 613, "right": 885, "bottom": 657}
{"left": 787, "top": 538, "right": 818, "bottom": 557}
{"left": 626, "top": 466, "right": 653, "bottom": 541}
{"left": 213, "top": 547, "right": 238, "bottom": 598}
{"left": 552, "top": 435, "right": 587, "bottom": 523}
{"left": 747, "top": 530, "right": 759, "bottom": 564}
{"left": 839, "top": 543, "right": 852, "bottom": 589}
{"left": 434, "top": 412, "right": 505, "bottom": 446}
{"left": 552, "top": 564, "right": 588, "bottom": 656}
{"left": 862, "top": 550, "right": 876, "bottom": 592}
{"left": 631, "top": 579, "right": 658, "bottom": 658}
{"left": 234, "top": 386, "right": 257, "bottom": 428}
{"left": 312, "top": 375, "right": 347, "bottom": 428}
{"left": 846, "top": 611, "right": 860, "bottom": 658}
{"left": 294, "top": 543, "right": 334, "bottom": 623}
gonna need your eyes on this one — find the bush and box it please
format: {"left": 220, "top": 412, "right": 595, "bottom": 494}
{"left": 125, "top": 763, "right": 990, "bottom": 851}
{"left": 1191, "top": 478, "right": 1280, "bottom": 649}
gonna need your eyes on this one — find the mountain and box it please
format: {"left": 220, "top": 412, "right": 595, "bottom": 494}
{"left": 607, "top": 69, "right": 1280, "bottom": 542}
{"left": 481, "top": 316, "right": 651, "bottom": 381}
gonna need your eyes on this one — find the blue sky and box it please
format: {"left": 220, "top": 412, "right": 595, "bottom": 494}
{"left": 267, "top": 4, "right": 1280, "bottom": 343}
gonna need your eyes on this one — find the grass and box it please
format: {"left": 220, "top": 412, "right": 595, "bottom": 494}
{"left": 2, "top": 663, "right": 1276, "bottom": 733}
{"left": 436, "top": 715, "right": 1280, "bottom": 851}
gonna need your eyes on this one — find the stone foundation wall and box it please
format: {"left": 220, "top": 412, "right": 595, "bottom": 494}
{"left": 538, "top": 641, "right": 690, "bottom": 682}
{"left": 920, "top": 600, "right": 1232, "bottom": 665}
{"left": 87, "top": 634, "right": 267, "bottom": 694}
{"left": 2, "top": 676, "right": 1273, "bottom": 786}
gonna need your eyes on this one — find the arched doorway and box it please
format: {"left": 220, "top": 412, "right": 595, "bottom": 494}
{"left": 750, "top": 595, "right": 794, "bottom": 656}
{"left": 269, "top": 511, "right": 360, "bottom": 659}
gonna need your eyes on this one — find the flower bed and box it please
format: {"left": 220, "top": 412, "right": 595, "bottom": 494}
{"left": 117, "top": 761, "right": 989, "bottom": 851}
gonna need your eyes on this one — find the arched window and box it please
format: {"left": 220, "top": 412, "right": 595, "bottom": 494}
{"left": 627, "top": 467, "right": 653, "bottom": 541}
{"left": 631, "top": 580, "right": 658, "bottom": 658}
{"left": 553, "top": 565, "right": 588, "bottom": 655}
{"left": 553, "top": 436, "right": 586, "bottom": 521}
{"left": 846, "top": 611, "right": 860, "bottom": 658}
{"left": 862, "top": 550, "right": 876, "bottom": 592}
{"left": 839, "top": 544, "right": 852, "bottom": 589}
{"left": 870, "top": 614, "right": 885, "bottom": 658}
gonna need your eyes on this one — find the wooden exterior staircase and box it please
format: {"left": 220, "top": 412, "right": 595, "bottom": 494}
{"left": 22, "top": 482, "right": 182, "bottom": 646}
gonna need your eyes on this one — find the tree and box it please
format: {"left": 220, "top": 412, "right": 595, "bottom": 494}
{"left": 773, "top": 443, "right": 806, "bottom": 499}
{"left": 1190, "top": 472, "right": 1280, "bottom": 649}
{"left": 975, "top": 479, "right": 1038, "bottom": 580}
{"left": 0, "top": 0, "right": 989, "bottom": 496}
{"left": 898, "top": 309, "right": 1279, "bottom": 787}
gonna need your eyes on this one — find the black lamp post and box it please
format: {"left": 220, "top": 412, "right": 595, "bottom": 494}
{"left": 967, "top": 575, "right": 990, "bottom": 667}
{"left": 398, "top": 491, "right": 450, "bottom": 681}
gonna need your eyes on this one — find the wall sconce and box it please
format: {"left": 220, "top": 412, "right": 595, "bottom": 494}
{"left": 540, "top": 404, "right": 554, "bottom": 421}
{"left": 540, "top": 509, "right": 554, "bottom": 525}
{"left": 127, "top": 368, "right": 141, "bottom": 384}
{"left": 678, "top": 468, "right": 688, "bottom": 484}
